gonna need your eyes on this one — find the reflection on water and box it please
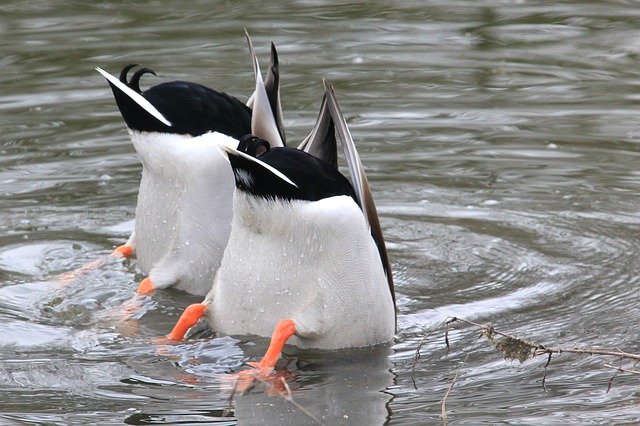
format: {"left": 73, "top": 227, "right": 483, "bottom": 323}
{"left": 2, "top": 1, "right": 640, "bottom": 423}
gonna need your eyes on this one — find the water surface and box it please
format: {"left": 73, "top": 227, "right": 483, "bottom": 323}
{"left": 2, "top": 1, "right": 640, "bottom": 424}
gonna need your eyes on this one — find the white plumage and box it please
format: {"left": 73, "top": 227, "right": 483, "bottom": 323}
{"left": 206, "top": 190, "right": 395, "bottom": 349}
{"left": 95, "top": 34, "right": 285, "bottom": 296}
{"left": 163, "top": 74, "right": 395, "bottom": 369}
{"left": 131, "top": 131, "right": 237, "bottom": 295}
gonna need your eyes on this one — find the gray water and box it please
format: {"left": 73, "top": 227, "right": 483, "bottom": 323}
{"left": 2, "top": 1, "right": 640, "bottom": 424}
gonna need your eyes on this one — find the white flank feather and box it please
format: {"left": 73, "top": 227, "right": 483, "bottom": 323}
{"left": 130, "top": 131, "right": 238, "bottom": 295}
{"left": 207, "top": 192, "right": 395, "bottom": 349}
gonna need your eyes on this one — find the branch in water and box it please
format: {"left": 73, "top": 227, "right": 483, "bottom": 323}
{"left": 411, "top": 316, "right": 640, "bottom": 425}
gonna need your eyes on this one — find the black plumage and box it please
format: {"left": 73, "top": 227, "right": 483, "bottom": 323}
{"left": 108, "top": 64, "right": 252, "bottom": 139}
{"left": 230, "top": 139, "right": 357, "bottom": 203}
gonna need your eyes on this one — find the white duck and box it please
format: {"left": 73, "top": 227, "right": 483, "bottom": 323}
{"left": 165, "top": 81, "right": 396, "bottom": 374}
{"left": 95, "top": 34, "right": 285, "bottom": 296}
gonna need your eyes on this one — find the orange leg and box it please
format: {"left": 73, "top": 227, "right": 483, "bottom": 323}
{"left": 136, "top": 277, "right": 156, "bottom": 295}
{"left": 233, "top": 319, "right": 296, "bottom": 393}
{"left": 56, "top": 243, "right": 134, "bottom": 287}
{"left": 254, "top": 319, "right": 296, "bottom": 373}
{"left": 114, "top": 277, "right": 155, "bottom": 324}
{"left": 165, "top": 303, "right": 207, "bottom": 341}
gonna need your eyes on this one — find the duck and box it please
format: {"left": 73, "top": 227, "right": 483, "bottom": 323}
{"left": 95, "top": 33, "right": 285, "bottom": 296}
{"left": 165, "top": 80, "right": 396, "bottom": 375}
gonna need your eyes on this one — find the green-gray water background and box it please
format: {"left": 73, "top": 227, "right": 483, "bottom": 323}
{"left": 2, "top": 1, "right": 640, "bottom": 424}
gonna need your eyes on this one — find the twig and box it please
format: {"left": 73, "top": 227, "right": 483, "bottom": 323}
{"left": 603, "top": 364, "right": 640, "bottom": 375}
{"left": 222, "top": 377, "right": 240, "bottom": 417}
{"left": 451, "top": 317, "right": 640, "bottom": 363}
{"left": 415, "top": 316, "right": 640, "bottom": 425}
{"left": 444, "top": 320, "right": 451, "bottom": 354}
{"left": 280, "top": 377, "right": 324, "bottom": 425}
{"left": 440, "top": 332, "right": 483, "bottom": 425}
{"left": 410, "top": 318, "right": 451, "bottom": 389}
{"left": 606, "top": 364, "right": 621, "bottom": 394}
{"left": 541, "top": 352, "right": 552, "bottom": 392}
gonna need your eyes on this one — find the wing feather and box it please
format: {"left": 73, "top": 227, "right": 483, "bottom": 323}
{"left": 244, "top": 30, "right": 284, "bottom": 147}
{"left": 298, "top": 95, "right": 338, "bottom": 169}
{"left": 321, "top": 80, "right": 396, "bottom": 308}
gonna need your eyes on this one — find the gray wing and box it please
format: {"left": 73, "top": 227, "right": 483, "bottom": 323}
{"left": 244, "top": 30, "right": 285, "bottom": 147}
{"left": 318, "top": 80, "right": 396, "bottom": 308}
{"left": 264, "top": 42, "right": 286, "bottom": 145}
{"left": 297, "top": 94, "right": 338, "bottom": 169}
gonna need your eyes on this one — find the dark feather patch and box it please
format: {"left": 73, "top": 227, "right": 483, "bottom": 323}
{"left": 229, "top": 143, "right": 357, "bottom": 203}
{"left": 108, "top": 66, "right": 252, "bottom": 139}
{"left": 237, "top": 135, "right": 270, "bottom": 157}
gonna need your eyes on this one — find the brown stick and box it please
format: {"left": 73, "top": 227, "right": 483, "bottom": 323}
{"left": 279, "top": 377, "right": 324, "bottom": 425}
{"left": 410, "top": 318, "right": 452, "bottom": 389}
{"left": 440, "top": 333, "right": 483, "bottom": 425}
{"left": 412, "top": 316, "right": 640, "bottom": 425}
{"left": 450, "top": 317, "right": 640, "bottom": 362}
{"left": 603, "top": 363, "right": 640, "bottom": 375}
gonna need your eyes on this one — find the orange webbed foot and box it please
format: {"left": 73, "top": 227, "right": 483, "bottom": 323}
{"left": 228, "top": 319, "right": 296, "bottom": 393}
{"left": 229, "top": 361, "right": 295, "bottom": 395}
{"left": 55, "top": 243, "right": 133, "bottom": 287}
{"left": 112, "top": 244, "right": 134, "bottom": 258}
{"left": 136, "top": 277, "right": 156, "bottom": 295}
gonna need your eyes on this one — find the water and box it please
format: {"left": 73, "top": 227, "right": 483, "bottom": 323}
{"left": 2, "top": 1, "right": 640, "bottom": 424}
